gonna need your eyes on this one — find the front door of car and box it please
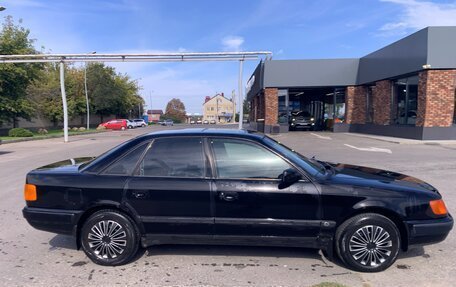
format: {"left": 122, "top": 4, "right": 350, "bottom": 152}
{"left": 124, "top": 137, "right": 213, "bottom": 236}
{"left": 209, "top": 137, "right": 321, "bottom": 241}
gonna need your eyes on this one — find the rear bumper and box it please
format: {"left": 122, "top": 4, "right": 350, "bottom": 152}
{"left": 405, "top": 214, "right": 453, "bottom": 246}
{"left": 23, "top": 207, "right": 83, "bottom": 236}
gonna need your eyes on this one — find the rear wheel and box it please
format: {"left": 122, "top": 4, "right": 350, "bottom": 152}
{"left": 335, "top": 213, "right": 400, "bottom": 272}
{"left": 80, "top": 210, "right": 139, "bottom": 266}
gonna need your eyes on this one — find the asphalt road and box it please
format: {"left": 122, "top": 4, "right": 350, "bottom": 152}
{"left": 0, "top": 124, "right": 455, "bottom": 287}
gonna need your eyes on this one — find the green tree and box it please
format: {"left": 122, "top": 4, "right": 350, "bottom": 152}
{"left": 0, "top": 16, "right": 42, "bottom": 126}
{"left": 86, "top": 63, "right": 143, "bottom": 122}
{"left": 27, "top": 63, "right": 88, "bottom": 127}
{"left": 164, "top": 98, "right": 186, "bottom": 122}
{"left": 243, "top": 97, "right": 250, "bottom": 115}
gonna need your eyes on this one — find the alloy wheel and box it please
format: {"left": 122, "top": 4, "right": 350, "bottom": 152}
{"left": 87, "top": 220, "right": 127, "bottom": 259}
{"left": 348, "top": 225, "right": 393, "bottom": 267}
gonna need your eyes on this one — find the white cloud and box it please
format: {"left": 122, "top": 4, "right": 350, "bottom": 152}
{"left": 379, "top": 0, "right": 456, "bottom": 35}
{"left": 221, "top": 35, "right": 244, "bottom": 51}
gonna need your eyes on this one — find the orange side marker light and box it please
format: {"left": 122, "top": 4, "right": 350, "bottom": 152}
{"left": 430, "top": 199, "right": 448, "bottom": 216}
{"left": 24, "top": 184, "right": 37, "bottom": 201}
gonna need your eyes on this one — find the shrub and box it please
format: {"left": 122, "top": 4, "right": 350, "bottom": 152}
{"left": 78, "top": 127, "right": 86, "bottom": 131}
{"left": 37, "top": 128, "right": 48, "bottom": 135}
{"left": 8, "top": 128, "right": 34, "bottom": 137}
{"left": 96, "top": 125, "right": 106, "bottom": 130}
{"left": 71, "top": 127, "right": 79, "bottom": 131}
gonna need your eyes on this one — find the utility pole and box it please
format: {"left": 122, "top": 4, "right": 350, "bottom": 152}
{"left": 84, "top": 51, "right": 96, "bottom": 130}
{"left": 60, "top": 61, "right": 68, "bottom": 143}
{"left": 238, "top": 59, "right": 244, "bottom": 129}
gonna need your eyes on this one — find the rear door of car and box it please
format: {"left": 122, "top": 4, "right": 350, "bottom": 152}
{"left": 124, "top": 136, "right": 213, "bottom": 239}
{"left": 208, "top": 137, "right": 321, "bottom": 245}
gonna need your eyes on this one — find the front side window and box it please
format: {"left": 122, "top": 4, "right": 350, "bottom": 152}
{"left": 137, "top": 137, "right": 205, "bottom": 178}
{"left": 211, "top": 138, "right": 291, "bottom": 179}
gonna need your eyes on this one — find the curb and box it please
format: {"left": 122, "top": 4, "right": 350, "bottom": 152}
{"left": 0, "top": 130, "right": 108, "bottom": 145}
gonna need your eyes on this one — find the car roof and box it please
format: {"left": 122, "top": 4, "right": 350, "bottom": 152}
{"left": 143, "top": 128, "right": 265, "bottom": 140}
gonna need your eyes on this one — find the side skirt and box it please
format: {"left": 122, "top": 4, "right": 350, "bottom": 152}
{"left": 141, "top": 234, "right": 321, "bottom": 249}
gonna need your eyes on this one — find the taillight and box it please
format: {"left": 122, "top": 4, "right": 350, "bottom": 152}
{"left": 429, "top": 199, "right": 448, "bottom": 216}
{"left": 24, "top": 184, "right": 37, "bottom": 201}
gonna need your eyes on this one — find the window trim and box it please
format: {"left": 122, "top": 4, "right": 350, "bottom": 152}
{"left": 207, "top": 136, "right": 310, "bottom": 181}
{"left": 131, "top": 136, "right": 208, "bottom": 179}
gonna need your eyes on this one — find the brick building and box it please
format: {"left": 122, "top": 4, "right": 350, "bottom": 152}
{"left": 247, "top": 27, "right": 456, "bottom": 140}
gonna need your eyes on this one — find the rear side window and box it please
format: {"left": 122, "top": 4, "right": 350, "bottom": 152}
{"left": 103, "top": 142, "right": 149, "bottom": 175}
{"left": 137, "top": 137, "right": 205, "bottom": 178}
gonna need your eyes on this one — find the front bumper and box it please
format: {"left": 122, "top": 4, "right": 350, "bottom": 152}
{"left": 405, "top": 214, "right": 453, "bottom": 246}
{"left": 23, "top": 207, "right": 84, "bottom": 236}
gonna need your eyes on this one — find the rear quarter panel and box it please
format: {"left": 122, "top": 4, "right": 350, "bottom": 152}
{"left": 26, "top": 172, "right": 127, "bottom": 211}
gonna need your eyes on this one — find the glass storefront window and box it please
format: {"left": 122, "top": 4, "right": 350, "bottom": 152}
{"left": 334, "top": 88, "right": 345, "bottom": 123}
{"left": 453, "top": 90, "right": 456, "bottom": 125}
{"left": 393, "top": 75, "right": 418, "bottom": 125}
{"left": 278, "top": 89, "right": 288, "bottom": 124}
{"left": 366, "top": 86, "right": 374, "bottom": 123}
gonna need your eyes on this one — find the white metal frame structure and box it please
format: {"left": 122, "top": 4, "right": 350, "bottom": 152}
{"left": 0, "top": 51, "right": 271, "bottom": 142}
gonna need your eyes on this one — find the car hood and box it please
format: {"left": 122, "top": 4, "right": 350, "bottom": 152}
{"left": 33, "top": 157, "right": 95, "bottom": 173}
{"left": 326, "top": 162, "right": 438, "bottom": 193}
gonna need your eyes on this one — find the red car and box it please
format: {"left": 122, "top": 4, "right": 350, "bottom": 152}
{"left": 100, "top": 119, "right": 128, "bottom": 130}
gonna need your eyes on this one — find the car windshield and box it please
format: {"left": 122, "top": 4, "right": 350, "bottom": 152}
{"left": 263, "top": 136, "right": 326, "bottom": 176}
{"left": 291, "top": 111, "right": 311, "bottom": 117}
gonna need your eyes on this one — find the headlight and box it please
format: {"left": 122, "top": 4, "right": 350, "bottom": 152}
{"left": 310, "top": 117, "right": 315, "bottom": 121}
{"left": 292, "top": 118, "right": 296, "bottom": 122}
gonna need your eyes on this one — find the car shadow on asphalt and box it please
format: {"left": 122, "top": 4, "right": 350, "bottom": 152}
{"left": 398, "top": 246, "right": 425, "bottom": 259}
{"left": 49, "top": 234, "right": 77, "bottom": 250}
{"left": 145, "top": 245, "right": 321, "bottom": 259}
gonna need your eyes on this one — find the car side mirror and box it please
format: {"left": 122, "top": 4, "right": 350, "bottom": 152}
{"left": 278, "top": 168, "right": 302, "bottom": 189}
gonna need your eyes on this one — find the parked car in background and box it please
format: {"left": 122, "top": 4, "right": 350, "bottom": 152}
{"left": 197, "top": 119, "right": 202, "bottom": 124}
{"left": 161, "top": 119, "right": 174, "bottom": 126}
{"left": 100, "top": 119, "right": 128, "bottom": 130}
{"left": 22, "top": 129, "right": 452, "bottom": 271}
{"left": 289, "top": 110, "right": 315, "bottom": 131}
{"left": 190, "top": 120, "right": 196, "bottom": 124}
{"left": 132, "top": 119, "right": 147, "bottom": 127}
{"left": 210, "top": 120, "right": 216, "bottom": 124}
{"left": 126, "top": 120, "right": 135, "bottom": 129}
{"left": 203, "top": 120, "right": 209, "bottom": 124}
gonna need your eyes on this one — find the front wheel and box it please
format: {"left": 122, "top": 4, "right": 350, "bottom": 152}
{"left": 335, "top": 213, "right": 400, "bottom": 272}
{"left": 80, "top": 210, "right": 139, "bottom": 266}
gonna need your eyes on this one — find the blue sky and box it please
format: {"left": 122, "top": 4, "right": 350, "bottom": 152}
{"left": 2, "top": 0, "right": 456, "bottom": 113}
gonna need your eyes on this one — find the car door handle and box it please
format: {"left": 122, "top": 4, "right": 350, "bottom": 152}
{"left": 219, "top": 192, "right": 238, "bottom": 202}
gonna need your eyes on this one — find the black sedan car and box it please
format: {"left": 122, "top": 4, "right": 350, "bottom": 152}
{"left": 23, "top": 129, "right": 452, "bottom": 272}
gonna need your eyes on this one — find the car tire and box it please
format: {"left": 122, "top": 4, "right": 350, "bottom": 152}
{"left": 80, "top": 210, "right": 140, "bottom": 266}
{"left": 335, "top": 213, "right": 400, "bottom": 272}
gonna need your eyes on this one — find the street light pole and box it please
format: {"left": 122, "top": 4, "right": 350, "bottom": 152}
{"left": 84, "top": 51, "right": 96, "bottom": 130}
{"left": 238, "top": 59, "right": 244, "bottom": 129}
